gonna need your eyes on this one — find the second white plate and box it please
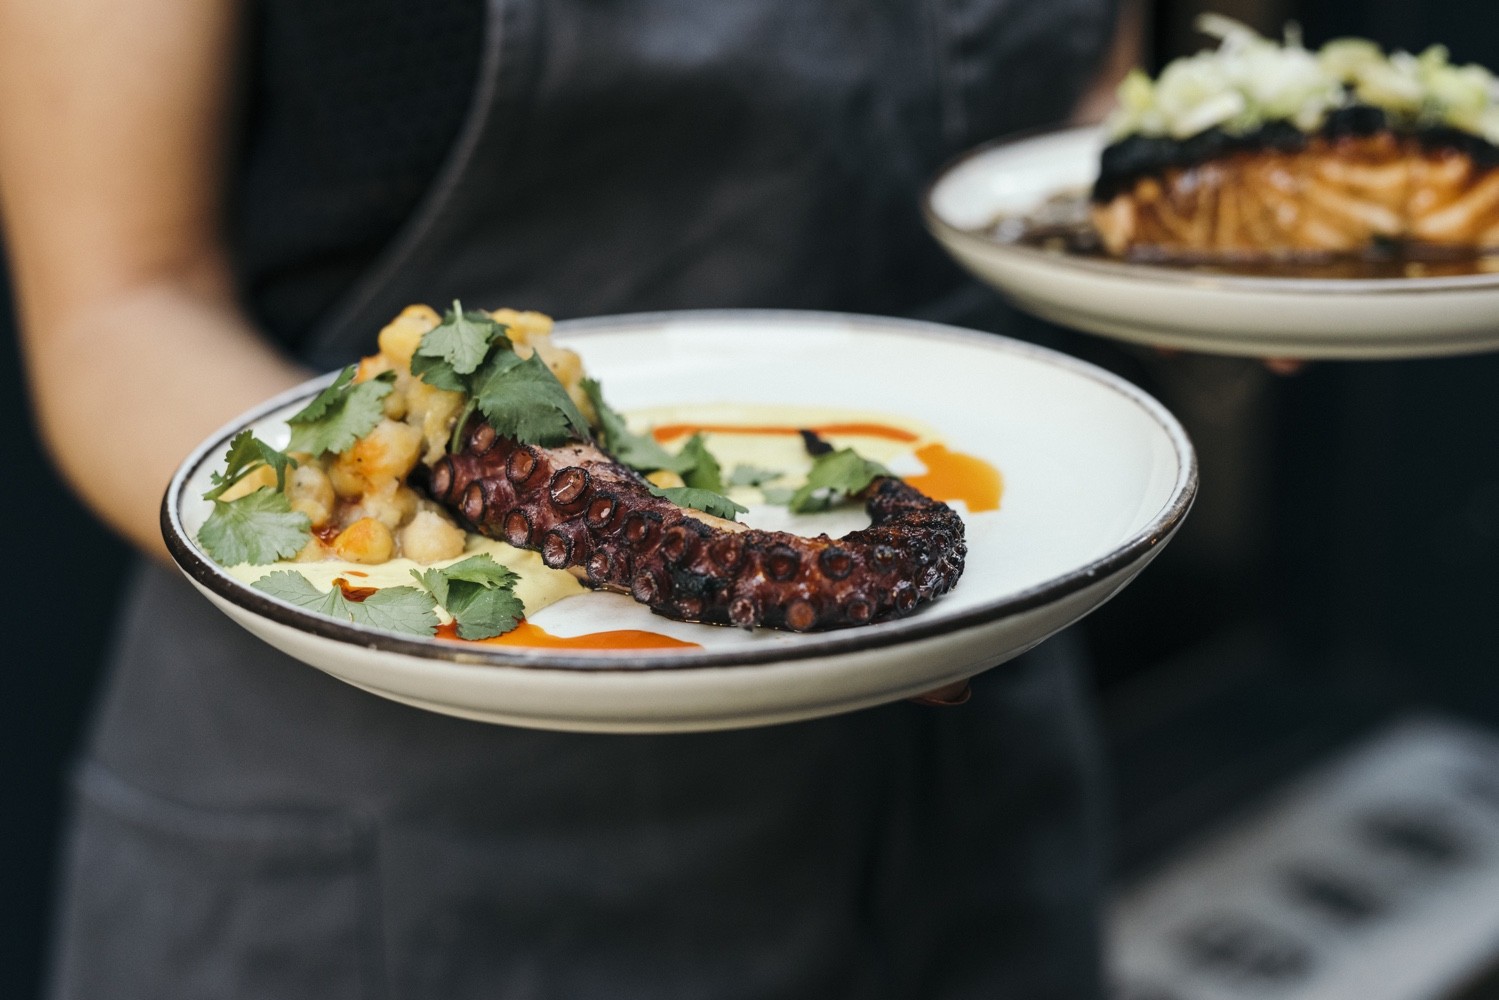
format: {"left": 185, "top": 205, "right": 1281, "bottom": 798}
{"left": 924, "top": 126, "right": 1499, "bottom": 360}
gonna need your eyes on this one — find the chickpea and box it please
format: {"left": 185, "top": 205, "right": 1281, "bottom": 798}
{"left": 292, "top": 537, "right": 331, "bottom": 563}
{"left": 646, "top": 469, "right": 686, "bottom": 490}
{"left": 376, "top": 304, "right": 442, "bottom": 370}
{"left": 490, "top": 308, "right": 553, "bottom": 349}
{"left": 330, "top": 418, "right": 423, "bottom": 495}
{"left": 355, "top": 353, "right": 393, "bottom": 383}
{"left": 286, "top": 464, "right": 336, "bottom": 527}
{"left": 398, "top": 510, "right": 467, "bottom": 564}
{"left": 403, "top": 378, "right": 465, "bottom": 463}
{"left": 351, "top": 482, "right": 419, "bottom": 531}
{"left": 331, "top": 517, "right": 394, "bottom": 564}
{"left": 217, "top": 464, "right": 278, "bottom": 502}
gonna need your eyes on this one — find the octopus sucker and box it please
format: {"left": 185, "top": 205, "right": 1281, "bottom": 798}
{"left": 424, "top": 419, "right": 967, "bottom": 631}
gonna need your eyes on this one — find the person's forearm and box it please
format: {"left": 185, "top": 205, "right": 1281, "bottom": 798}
{"left": 20, "top": 277, "right": 307, "bottom": 563}
{"left": 1072, "top": 0, "right": 1145, "bottom": 124}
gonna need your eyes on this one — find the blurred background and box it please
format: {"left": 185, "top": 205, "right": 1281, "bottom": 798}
{"left": 4, "top": 0, "right": 1499, "bottom": 996}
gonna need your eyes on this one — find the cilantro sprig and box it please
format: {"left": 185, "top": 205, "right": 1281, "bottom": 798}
{"left": 676, "top": 434, "right": 724, "bottom": 492}
{"left": 253, "top": 572, "right": 440, "bottom": 635}
{"left": 203, "top": 429, "right": 296, "bottom": 501}
{"left": 197, "top": 361, "right": 395, "bottom": 567}
{"left": 580, "top": 377, "right": 691, "bottom": 474}
{"left": 647, "top": 485, "right": 748, "bottom": 520}
{"left": 788, "top": 448, "right": 891, "bottom": 513}
{"left": 250, "top": 554, "right": 526, "bottom": 640}
{"left": 197, "top": 430, "right": 310, "bottom": 566}
{"left": 199, "top": 489, "right": 311, "bottom": 566}
{"left": 727, "top": 464, "right": 783, "bottom": 488}
{"left": 413, "top": 301, "right": 590, "bottom": 450}
{"left": 287, "top": 366, "right": 395, "bottom": 457}
{"left": 412, "top": 555, "right": 525, "bottom": 639}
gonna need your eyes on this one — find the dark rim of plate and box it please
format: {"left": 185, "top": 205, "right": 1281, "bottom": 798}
{"left": 921, "top": 125, "right": 1499, "bottom": 296}
{"left": 161, "top": 309, "right": 1198, "bottom": 673}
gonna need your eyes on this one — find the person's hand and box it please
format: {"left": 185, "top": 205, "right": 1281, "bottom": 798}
{"left": 911, "top": 679, "right": 972, "bottom": 707}
{"left": 1154, "top": 347, "right": 1306, "bottom": 376}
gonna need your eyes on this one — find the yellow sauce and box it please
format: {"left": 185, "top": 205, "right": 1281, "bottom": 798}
{"left": 226, "top": 535, "right": 586, "bottom": 619}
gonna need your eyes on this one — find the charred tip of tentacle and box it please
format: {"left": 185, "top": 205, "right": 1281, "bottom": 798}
{"left": 799, "top": 428, "right": 834, "bottom": 456}
{"left": 502, "top": 508, "right": 533, "bottom": 547}
{"left": 763, "top": 544, "right": 801, "bottom": 582}
{"left": 548, "top": 467, "right": 591, "bottom": 508}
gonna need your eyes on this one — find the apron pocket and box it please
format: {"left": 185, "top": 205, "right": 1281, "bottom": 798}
{"left": 48, "top": 762, "right": 378, "bottom": 1000}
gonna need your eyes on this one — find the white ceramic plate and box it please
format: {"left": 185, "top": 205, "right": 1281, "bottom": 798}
{"left": 924, "top": 126, "right": 1499, "bottom": 359}
{"left": 162, "top": 311, "right": 1195, "bottom": 733}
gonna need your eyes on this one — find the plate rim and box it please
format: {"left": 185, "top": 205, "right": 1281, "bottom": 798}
{"left": 162, "top": 308, "right": 1197, "bottom": 673}
{"left": 921, "top": 124, "right": 1499, "bottom": 297}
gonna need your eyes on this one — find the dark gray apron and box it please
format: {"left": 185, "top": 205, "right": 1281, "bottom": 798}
{"left": 50, "top": 2, "right": 1114, "bottom": 997}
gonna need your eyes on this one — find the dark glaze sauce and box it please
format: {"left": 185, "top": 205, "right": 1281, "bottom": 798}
{"left": 984, "top": 189, "right": 1499, "bottom": 281}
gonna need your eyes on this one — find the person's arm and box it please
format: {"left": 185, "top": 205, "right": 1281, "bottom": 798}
{"left": 1072, "top": 0, "right": 1146, "bottom": 124}
{"left": 0, "top": 0, "right": 307, "bottom": 563}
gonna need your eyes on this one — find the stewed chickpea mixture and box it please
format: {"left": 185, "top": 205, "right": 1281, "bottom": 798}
{"left": 218, "top": 306, "right": 594, "bottom": 568}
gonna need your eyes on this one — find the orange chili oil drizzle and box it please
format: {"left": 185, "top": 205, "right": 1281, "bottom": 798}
{"left": 651, "top": 421, "right": 1003, "bottom": 513}
{"left": 435, "top": 620, "right": 700, "bottom": 650}
{"left": 333, "top": 577, "right": 380, "bottom": 602}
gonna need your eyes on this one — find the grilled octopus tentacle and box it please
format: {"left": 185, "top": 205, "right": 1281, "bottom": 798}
{"left": 421, "top": 420, "right": 967, "bottom": 631}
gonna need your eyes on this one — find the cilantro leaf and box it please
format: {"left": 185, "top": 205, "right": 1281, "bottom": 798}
{"left": 286, "top": 366, "right": 355, "bottom": 425}
{"left": 443, "top": 585, "right": 525, "bottom": 640}
{"left": 579, "top": 377, "right": 689, "bottom": 473}
{"left": 357, "top": 587, "right": 444, "bottom": 636}
{"left": 415, "top": 300, "right": 507, "bottom": 377}
{"left": 252, "top": 572, "right": 438, "bottom": 636}
{"left": 203, "top": 430, "right": 297, "bottom": 500}
{"left": 471, "top": 350, "right": 590, "bottom": 447}
{"left": 198, "top": 489, "right": 311, "bottom": 565}
{"left": 728, "top": 464, "right": 783, "bottom": 488}
{"left": 677, "top": 434, "right": 724, "bottom": 492}
{"left": 409, "top": 352, "right": 468, "bottom": 393}
{"left": 788, "top": 448, "right": 891, "bottom": 513}
{"left": 647, "top": 485, "right": 748, "bottom": 520}
{"left": 286, "top": 366, "right": 395, "bottom": 456}
{"left": 760, "top": 486, "right": 797, "bottom": 506}
{"left": 412, "top": 554, "right": 524, "bottom": 639}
